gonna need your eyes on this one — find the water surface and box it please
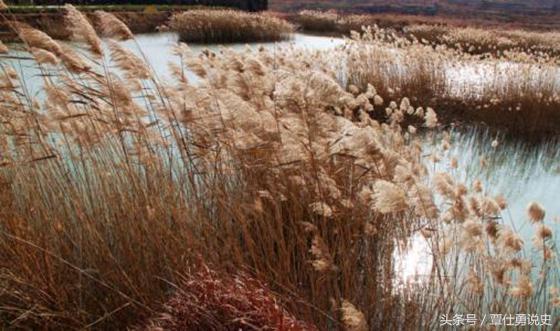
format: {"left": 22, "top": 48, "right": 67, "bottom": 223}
{"left": 397, "top": 128, "right": 560, "bottom": 284}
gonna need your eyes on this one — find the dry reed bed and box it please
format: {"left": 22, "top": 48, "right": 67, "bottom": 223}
{"left": 293, "top": 10, "right": 371, "bottom": 36}
{"left": 0, "top": 5, "right": 559, "bottom": 330}
{"left": 142, "top": 264, "right": 318, "bottom": 330}
{"left": 169, "top": 9, "right": 294, "bottom": 43}
{"left": 406, "top": 24, "right": 560, "bottom": 59}
{"left": 344, "top": 26, "right": 560, "bottom": 139}
{"left": 293, "top": 10, "right": 560, "bottom": 62}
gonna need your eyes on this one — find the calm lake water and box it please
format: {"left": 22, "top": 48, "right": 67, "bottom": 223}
{"left": 3, "top": 32, "right": 559, "bottom": 280}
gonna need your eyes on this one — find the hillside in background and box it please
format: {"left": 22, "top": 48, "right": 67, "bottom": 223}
{"left": 270, "top": 0, "right": 560, "bottom": 15}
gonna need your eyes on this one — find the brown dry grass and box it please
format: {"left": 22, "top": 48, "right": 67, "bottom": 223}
{"left": 0, "top": 5, "right": 559, "bottom": 330}
{"left": 290, "top": 10, "right": 560, "bottom": 60}
{"left": 143, "top": 263, "right": 318, "bottom": 331}
{"left": 169, "top": 9, "right": 294, "bottom": 43}
{"left": 345, "top": 27, "right": 560, "bottom": 139}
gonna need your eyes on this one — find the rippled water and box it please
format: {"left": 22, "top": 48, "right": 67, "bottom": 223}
{"left": 396, "top": 128, "right": 560, "bottom": 284}
{"left": 434, "top": 128, "right": 560, "bottom": 236}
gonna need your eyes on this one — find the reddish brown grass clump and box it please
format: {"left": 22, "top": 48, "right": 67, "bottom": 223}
{"left": 144, "top": 265, "right": 317, "bottom": 331}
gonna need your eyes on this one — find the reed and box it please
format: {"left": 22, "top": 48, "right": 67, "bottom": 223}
{"left": 292, "top": 10, "right": 560, "bottom": 61}
{"left": 406, "top": 24, "right": 560, "bottom": 59}
{"left": 0, "top": 6, "right": 558, "bottom": 330}
{"left": 169, "top": 9, "right": 294, "bottom": 43}
{"left": 346, "top": 26, "right": 560, "bottom": 139}
{"left": 293, "top": 10, "right": 339, "bottom": 32}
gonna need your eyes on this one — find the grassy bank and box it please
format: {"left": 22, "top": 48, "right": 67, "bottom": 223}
{"left": 169, "top": 9, "right": 294, "bottom": 43}
{"left": 271, "top": 0, "right": 560, "bottom": 30}
{"left": 0, "top": 5, "right": 559, "bottom": 330}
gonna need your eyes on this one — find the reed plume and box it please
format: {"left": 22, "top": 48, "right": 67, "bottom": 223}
{"left": 95, "top": 11, "right": 133, "bottom": 40}
{"left": 527, "top": 201, "right": 546, "bottom": 223}
{"left": 30, "top": 47, "right": 59, "bottom": 65}
{"left": 0, "top": 40, "right": 7, "bottom": 53}
{"left": 64, "top": 4, "right": 103, "bottom": 57}
{"left": 340, "top": 300, "right": 368, "bottom": 331}
{"left": 372, "top": 180, "right": 408, "bottom": 214}
{"left": 16, "top": 25, "right": 63, "bottom": 55}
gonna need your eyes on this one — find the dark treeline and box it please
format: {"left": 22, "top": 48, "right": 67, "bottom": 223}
{"left": 6, "top": 0, "right": 268, "bottom": 11}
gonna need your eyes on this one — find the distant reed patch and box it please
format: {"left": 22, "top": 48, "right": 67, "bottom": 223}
{"left": 169, "top": 9, "right": 294, "bottom": 43}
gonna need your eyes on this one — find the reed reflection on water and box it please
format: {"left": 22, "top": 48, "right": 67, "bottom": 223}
{"left": 395, "top": 126, "right": 560, "bottom": 285}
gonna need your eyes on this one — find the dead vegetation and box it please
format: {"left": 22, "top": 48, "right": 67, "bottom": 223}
{"left": 0, "top": 5, "right": 559, "bottom": 330}
{"left": 291, "top": 10, "right": 560, "bottom": 60}
{"left": 169, "top": 9, "right": 294, "bottom": 43}
{"left": 345, "top": 26, "right": 560, "bottom": 139}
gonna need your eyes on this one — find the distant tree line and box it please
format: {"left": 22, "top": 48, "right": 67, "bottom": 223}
{"left": 6, "top": 0, "right": 268, "bottom": 11}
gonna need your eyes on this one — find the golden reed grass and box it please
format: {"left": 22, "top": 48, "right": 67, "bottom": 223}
{"left": 0, "top": 5, "right": 558, "bottom": 330}
{"left": 169, "top": 9, "right": 294, "bottom": 43}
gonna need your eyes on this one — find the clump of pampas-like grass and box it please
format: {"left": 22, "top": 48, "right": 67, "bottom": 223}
{"left": 169, "top": 9, "right": 294, "bottom": 43}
